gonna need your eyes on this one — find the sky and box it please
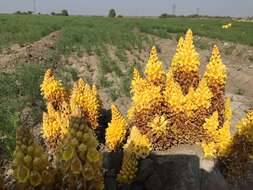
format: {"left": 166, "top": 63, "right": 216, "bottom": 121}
{"left": 0, "top": 0, "right": 252, "bottom": 17}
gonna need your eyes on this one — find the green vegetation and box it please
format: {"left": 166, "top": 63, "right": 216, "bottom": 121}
{"left": 1, "top": 14, "right": 253, "bottom": 157}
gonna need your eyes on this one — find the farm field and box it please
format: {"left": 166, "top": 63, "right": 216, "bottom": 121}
{"left": 0, "top": 14, "right": 253, "bottom": 189}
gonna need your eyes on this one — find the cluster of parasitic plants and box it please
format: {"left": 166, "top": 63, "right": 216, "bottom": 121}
{"left": 6, "top": 29, "right": 253, "bottom": 189}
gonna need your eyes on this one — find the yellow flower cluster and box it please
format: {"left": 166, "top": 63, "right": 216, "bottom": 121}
{"left": 222, "top": 23, "right": 232, "bottom": 29}
{"left": 164, "top": 76, "right": 213, "bottom": 116}
{"left": 42, "top": 103, "right": 62, "bottom": 146}
{"left": 105, "top": 105, "right": 127, "bottom": 151}
{"left": 236, "top": 110, "right": 253, "bottom": 140}
{"left": 171, "top": 29, "right": 200, "bottom": 73}
{"left": 202, "top": 110, "right": 232, "bottom": 157}
{"left": 58, "top": 113, "right": 104, "bottom": 190}
{"left": 148, "top": 115, "right": 168, "bottom": 137}
{"left": 70, "top": 79, "right": 101, "bottom": 129}
{"left": 12, "top": 127, "right": 55, "bottom": 188}
{"left": 117, "top": 126, "right": 151, "bottom": 184}
{"left": 40, "top": 69, "right": 66, "bottom": 109}
{"left": 117, "top": 152, "right": 138, "bottom": 184}
{"left": 204, "top": 45, "right": 227, "bottom": 87}
{"left": 144, "top": 46, "right": 166, "bottom": 86}
{"left": 130, "top": 68, "right": 148, "bottom": 97}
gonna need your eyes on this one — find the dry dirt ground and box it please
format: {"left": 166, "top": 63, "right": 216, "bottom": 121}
{"left": 0, "top": 31, "right": 253, "bottom": 124}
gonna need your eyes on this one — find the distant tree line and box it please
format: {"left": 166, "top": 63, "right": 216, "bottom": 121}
{"left": 159, "top": 13, "right": 233, "bottom": 19}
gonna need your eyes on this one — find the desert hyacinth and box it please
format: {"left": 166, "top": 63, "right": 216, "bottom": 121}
{"left": 41, "top": 70, "right": 102, "bottom": 152}
{"left": 126, "top": 29, "right": 231, "bottom": 152}
{"left": 70, "top": 78, "right": 102, "bottom": 129}
{"left": 12, "top": 127, "right": 55, "bottom": 188}
{"left": 117, "top": 126, "right": 151, "bottom": 183}
{"left": 57, "top": 110, "right": 104, "bottom": 189}
{"left": 105, "top": 105, "right": 127, "bottom": 151}
{"left": 40, "top": 69, "right": 67, "bottom": 110}
{"left": 219, "top": 110, "right": 253, "bottom": 184}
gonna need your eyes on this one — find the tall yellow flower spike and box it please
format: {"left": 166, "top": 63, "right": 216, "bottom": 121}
{"left": 40, "top": 69, "right": 66, "bottom": 109}
{"left": 144, "top": 46, "right": 166, "bottom": 87}
{"left": 236, "top": 110, "right": 253, "bottom": 138}
{"left": 70, "top": 79, "right": 101, "bottom": 129}
{"left": 105, "top": 105, "right": 127, "bottom": 151}
{"left": 42, "top": 103, "right": 62, "bottom": 148}
{"left": 204, "top": 45, "right": 227, "bottom": 87}
{"left": 164, "top": 74, "right": 185, "bottom": 113}
{"left": 130, "top": 68, "right": 148, "bottom": 96}
{"left": 171, "top": 29, "right": 200, "bottom": 73}
{"left": 185, "top": 79, "right": 213, "bottom": 116}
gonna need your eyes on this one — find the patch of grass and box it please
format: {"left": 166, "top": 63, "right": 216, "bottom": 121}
{"left": 109, "top": 88, "right": 119, "bottom": 101}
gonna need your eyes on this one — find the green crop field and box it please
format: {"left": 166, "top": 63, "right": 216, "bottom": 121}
{"left": 0, "top": 14, "right": 253, "bottom": 157}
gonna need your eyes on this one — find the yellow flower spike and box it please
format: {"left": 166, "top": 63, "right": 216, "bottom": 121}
{"left": 124, "top": 126, "right": 152, "bottom": 159}
{"left": 236, "top": 110, "right": 253, "bottom": 137}
{"left": 57, "top": 114, "right": 104, "bottom": 189}
{"left": 203, "top": 112, "right": 219, "bottom": 138}
{"left": 42, "top": 103, "right": 62, "bottom": 148}
{"left": 185, "top": 79, "right": 213, "bottom": 116}
{"left": 171, "top": 29, "right": 200, "bottom": 73}
{"left": 117, "top": 152, "right": 138, "bottom": 184}
{"left": 40, "top": 69, "right": 66, "bottom": 109}
{"left": 130, "top": 68, "right": 148, "bottom": 96}
{"left": 59, "top": 101, "right": 71, "bottom": 136}
{"left": 204, "top": 45, "right": 227, "bottom": 87}
{"left": 164, "top": 74, "right": 185, "bottom": 112}
{"left": 144, "top": 46, "right": 166, "bottom": 87}
{"left": 202, "top": 142, "right": 216, "bottom": 158}
{"left": 224, "top": 97, "right": 232, "bottom": 123}
{"left": 105, "top": 105, "right": 127, "bottom": 151}
{"left": 70, "top": 79, "right": 101, "bottom": 129}
{"left": 128, "top": 85, "right": 162, "bottom": 120}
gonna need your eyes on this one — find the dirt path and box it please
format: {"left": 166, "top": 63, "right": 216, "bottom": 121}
{"left": 0, "top": 31, "right": 59, "bottom": 71}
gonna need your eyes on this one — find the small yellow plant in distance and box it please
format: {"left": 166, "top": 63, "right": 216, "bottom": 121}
{"left": 105, "top": 105, "right": 127, "bottom": 151}
{"left": 222, "top": 23, "right": 232, "bottom": 29}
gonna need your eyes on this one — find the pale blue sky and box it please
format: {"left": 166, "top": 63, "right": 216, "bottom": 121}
{"left": 0, "top": 0, "right": 252, "bottom": 17}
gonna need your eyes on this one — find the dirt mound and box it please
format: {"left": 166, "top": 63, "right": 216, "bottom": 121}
{"left": 0, "top": 31, "right": 59, "bottom": 71}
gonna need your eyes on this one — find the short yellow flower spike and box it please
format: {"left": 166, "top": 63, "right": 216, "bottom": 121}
{"left": 144, "top": 46, "right": 166, "bottom": 86}
{"left": 203, "top": 111, "right": 219, "bottom": 139}
{"left": 128, "top": 85, "right": 162, "bottom": 119}
{"left": 40, "top": 69, "right": 66, "bottom": 108}
{"left": 117, "top": 152, "right": 138, "bottom": 184}
{"left": 236, "top": 110, "right": 253, "bottom": 137}
{"left": 105, "top": 105, "right": 127, "bottom": 151}
{"left": 70, "top": 79, "right": 101, "bottom": 129}
{"left": 148, "top": 115, "right": 168, "bottom": 136}
{"left": 164, "top": 74, "right": 185, "bottom": 112}
{"left": 42, "top": 103, "right": 62, "bottom": 145}
{"left": 124, "top": 126, "right": 152, "bottom": 159}
{"left": 171, "top": 29, "right": 200, "bottom": 73}
{"left": 204, "top": 45, "right": 227, "bottom": 86}
{"left": 130, "top": 68, "right": 148, "bottom": 96}
{"left": 185, "top": 79, "right": 213, "bottom": 116}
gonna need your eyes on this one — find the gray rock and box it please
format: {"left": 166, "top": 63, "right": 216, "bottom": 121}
{"left": 200, "top": 167, "right": 228, "bottom": 190}
{"left": 132, "top": 183, "right": 144, "bottom": 190}
{"left": 144, "top": 173, "right": 163, "bottom": 190}
{"left": 104, "top": 177, "right": 117, "bottom": 190}
{"left": 136, "top": 158, "right": 154, "bottom": 182}
{"left": 103, "top": 150, "right": 123, "bottom": 175}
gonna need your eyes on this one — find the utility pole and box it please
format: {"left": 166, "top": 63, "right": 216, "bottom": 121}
{"left": 172, "top": 3, "right": 176, "bottom": 15}
{"left": 196, "top": 8, "right": 200, "bottom": 15}
{"left": 33, "top": 0, "right": 36, "bottom": 13}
